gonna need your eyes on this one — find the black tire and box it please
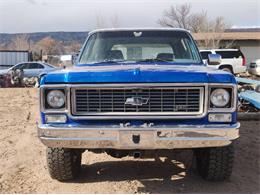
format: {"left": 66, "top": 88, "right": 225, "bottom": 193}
{"left": 46, "top": 147, "right": 82, "bottom": 181}
{"left": 195, "top": 144, "right": 234, "bottom": 181}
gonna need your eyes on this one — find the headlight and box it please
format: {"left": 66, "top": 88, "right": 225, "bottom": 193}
{"left": 210, "top": 88, "right": 230, "bottom": 107}
{"left": 46, "top": 90, "right": 65, "bottom": 108}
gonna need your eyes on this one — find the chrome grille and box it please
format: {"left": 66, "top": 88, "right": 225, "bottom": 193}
{"left": 71, "top": 86, "right": 204, "bottom": 116}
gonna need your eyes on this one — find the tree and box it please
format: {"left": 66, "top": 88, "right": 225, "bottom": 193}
{"left": 158, "top": 3, "right": 192, "bottom": 29}
{"left": 36, "top": 37, "right": 63, "bottom": 55}
{"left": 95, "top": 13, "right": 121, "bottom": 28}
{"left": 8, "top": 34, "right": 30, "bottom": 50}
{"left": 65, "top": 41, "right": 82, "bottom": 53}
{"left": 95, "top": 14, "right": 106, "bottom": 28}
{"left": 189, "top": 11, "right": 208, "bottom": 33}
{"left": 110, "top": 14, "right": 120, "bottom": 28}
{"left": 158, "top": 3, "right": 229, "bottom": 48}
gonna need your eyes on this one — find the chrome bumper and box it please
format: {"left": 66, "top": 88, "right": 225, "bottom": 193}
{"left": 37, "top": 123, "right": 240, "bottom": 149}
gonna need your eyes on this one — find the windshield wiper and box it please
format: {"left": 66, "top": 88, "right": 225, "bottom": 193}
{"left": 136, "top": 58, "right": 171, "bottom": 63}
{"left": 92, "top": 59, "right": 127, "bottom": 64}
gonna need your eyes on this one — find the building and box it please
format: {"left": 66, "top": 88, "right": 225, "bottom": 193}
{"left": 193, "top": 28, "right": 260, "bottom": 64}
{"left": 0, "top": 50, "right": 31, "bottom": 69}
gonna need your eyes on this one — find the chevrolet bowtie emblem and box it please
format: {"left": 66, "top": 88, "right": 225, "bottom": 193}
{"left": 125, "top": 97, "right": 149, "bottom": 106}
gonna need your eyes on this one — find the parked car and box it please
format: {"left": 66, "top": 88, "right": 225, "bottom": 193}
{"left": 200, "top": 49, "right": 247, "bottom": 74}
{"left": 248, "top": 59, "right": 260, "bottom": 76}
{"left": 38, "top": 28, "right": 239, "bottom": 182}
{"left": 0, "top": 61, "right": 59, "bottom": 78}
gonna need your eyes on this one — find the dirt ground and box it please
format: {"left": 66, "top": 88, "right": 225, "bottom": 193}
{"left": 0, "top": 88, "right": 259, "bottom": 193}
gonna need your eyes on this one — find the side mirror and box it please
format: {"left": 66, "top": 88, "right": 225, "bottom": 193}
{"left": 72, "top": 53, "right": 79, "bottom": 65}
{"left": 208, "top": 54, "right": 221, "bottom": 65}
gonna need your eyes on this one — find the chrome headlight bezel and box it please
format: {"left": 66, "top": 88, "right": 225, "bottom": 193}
{"left": 46, "top": 89, "right": 66, "bottom": 109}
{"left": 42, "top": 88, "right": 67, "bottom": 110}
{"left": 210, "top": 88, "right": 231, "bottom": 108}
{"left": 208, "top": 84, "right": 236, "bottom": 113}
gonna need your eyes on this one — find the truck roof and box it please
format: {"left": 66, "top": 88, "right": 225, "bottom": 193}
{"left": 89, "top": 28, "right": 190, "bottom": 35}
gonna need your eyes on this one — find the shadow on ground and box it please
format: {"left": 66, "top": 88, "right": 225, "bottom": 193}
{"left": 70, "top": 150, "right": 259, "bottom": 194}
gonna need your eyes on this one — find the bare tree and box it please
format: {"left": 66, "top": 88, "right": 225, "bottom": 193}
{"left": 158, "top": 3, "right": 192, "bottom": 29}
{"left": 65, "top": 41, "right": 82, "bottom": 53}
{"left": 36, "top": 37, "right": 63, "bottom": 55}
{"left": 95, "top": 14, "right": 106, "bottom": 28}
{"left": 95, "top": 13, "right": 121, "bottom": 29}
{"left": 158, "top": 3, "right": 230, "bottom": 48}
{"left": 189, "top": 11, "right": 208, "bottom": 33}
{"left": 212, "top": 16, "right": 226, "bottom": 32}
{"left": 8, "top": 34, "right": 30, "bottom": 50}
{"left": 111, "top": 14, "right": 120, "bottom": 28}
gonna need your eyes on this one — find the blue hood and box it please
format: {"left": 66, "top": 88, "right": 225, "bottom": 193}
{"left": 41, "top": 64, "right": 236, "bottom": 84}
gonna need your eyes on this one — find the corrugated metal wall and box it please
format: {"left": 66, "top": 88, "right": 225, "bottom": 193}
{"left": 0, "top": 51, "right": 29, "bottom": 66}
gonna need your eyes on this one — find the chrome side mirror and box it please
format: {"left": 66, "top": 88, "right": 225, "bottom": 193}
{"left": 208, "top": 54, "right": 221, "bottom": 65}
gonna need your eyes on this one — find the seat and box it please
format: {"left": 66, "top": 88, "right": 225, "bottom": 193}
{"left": 107, "top": 50, "right": 124, "bottom": 61}
{"left": 156, "top": 53, "right": 174, "bottom": 61}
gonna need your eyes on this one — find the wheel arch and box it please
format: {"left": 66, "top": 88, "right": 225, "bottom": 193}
{"left": 219, "top": 64, "right": 234, "bottom": 74}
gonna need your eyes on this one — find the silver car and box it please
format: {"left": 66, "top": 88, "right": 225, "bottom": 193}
{"left": 0, "top": 61, "right": 60, "bottom": 78}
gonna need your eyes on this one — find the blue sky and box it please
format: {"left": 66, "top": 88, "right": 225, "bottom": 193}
{"left": 0, "top": 0, "right": 259, "bottom": 33}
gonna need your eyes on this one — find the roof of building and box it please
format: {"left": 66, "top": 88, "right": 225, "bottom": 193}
{"left": 192, "top": 32, "right": 260, "bottom": 41}
{"left": 226, "top": 28, "right": 260, "bottom": 32}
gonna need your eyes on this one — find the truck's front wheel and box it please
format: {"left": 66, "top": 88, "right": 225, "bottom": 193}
{"left": 195, "top": 144, "right": 234, "bottom": 181}
{"left": 46, "top": 147, "right": 82, "bottom": 181}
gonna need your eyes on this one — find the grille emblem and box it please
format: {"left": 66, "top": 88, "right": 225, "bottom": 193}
{"left": 125, "top": 97, "right": 149, "bottom": 106}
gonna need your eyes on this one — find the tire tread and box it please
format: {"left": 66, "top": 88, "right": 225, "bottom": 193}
{"left": 196, "top": 144, "right": 234, "bottom": 181}
{"left": 46, "top": 147, "right": 81, "bottom": 181}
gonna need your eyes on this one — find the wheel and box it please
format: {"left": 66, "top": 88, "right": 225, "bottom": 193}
{"left": 220, "top": 67, "right": 232, "bottom": 73}
{"left": 195, "top": 144, "right": 234, "bottom": 181}
{"left": 46, "top": 147, "right": 82, "bottom": 181}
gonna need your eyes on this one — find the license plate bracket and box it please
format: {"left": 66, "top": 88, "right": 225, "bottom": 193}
{"left": 119, "top": 130, "right": 155, "bottom": 148}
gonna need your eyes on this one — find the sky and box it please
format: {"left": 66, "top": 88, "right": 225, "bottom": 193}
{"left": 0, "top": 0, "right": 259, "bottom": 33}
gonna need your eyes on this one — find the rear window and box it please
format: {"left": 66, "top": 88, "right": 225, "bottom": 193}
{"left": 43, "top": 63, "right": 55, "bottom": 68}
{"left": 215, "top": 50, "right": 243, "bottom": 59}
{"left": 200, "top": 51, "right": 212, "bottom": 60}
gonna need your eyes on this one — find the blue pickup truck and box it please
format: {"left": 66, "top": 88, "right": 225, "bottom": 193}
{"left": 38, "top": 28, "right": 240, "bottom": 182}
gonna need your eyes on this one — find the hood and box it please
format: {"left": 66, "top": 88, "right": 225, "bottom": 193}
{"left": 41, "top": 64, "right": 236, "bottom": 84}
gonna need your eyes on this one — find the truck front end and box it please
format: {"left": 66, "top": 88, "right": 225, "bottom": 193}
{"left": 38, "top": 28, "right": 239, "bottom": 181}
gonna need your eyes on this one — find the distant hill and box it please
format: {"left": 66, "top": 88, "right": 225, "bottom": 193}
{"left": 0, "top": 31, "right": 89, "bottom": 46}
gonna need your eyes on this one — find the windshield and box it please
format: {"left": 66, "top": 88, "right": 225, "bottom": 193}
{"left": 79, "top": 30, "right": 202, "bottom": 65}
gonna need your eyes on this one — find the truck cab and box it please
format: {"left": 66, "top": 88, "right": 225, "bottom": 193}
{"left": 38, "top": 28, "right": 239, "bottom": 182}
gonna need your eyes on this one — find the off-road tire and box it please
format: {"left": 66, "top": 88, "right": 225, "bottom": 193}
{"left": 195, "top": 144, "right": 234, "bottom": 181}
{"left": 46, "top": 147, "right": 82, "bottom": 181}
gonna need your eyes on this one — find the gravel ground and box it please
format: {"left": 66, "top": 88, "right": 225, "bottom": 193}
{"left": 0, "top": 88, "right": 259, "bottom": 193}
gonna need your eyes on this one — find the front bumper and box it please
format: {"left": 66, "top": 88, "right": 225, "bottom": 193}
{"left": 38, "top": 123, "right": 240, "bottom": 149}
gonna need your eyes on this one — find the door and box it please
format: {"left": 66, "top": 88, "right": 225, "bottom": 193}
{"left": 23, "top": 63, "right": 44, "bottom": 77}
